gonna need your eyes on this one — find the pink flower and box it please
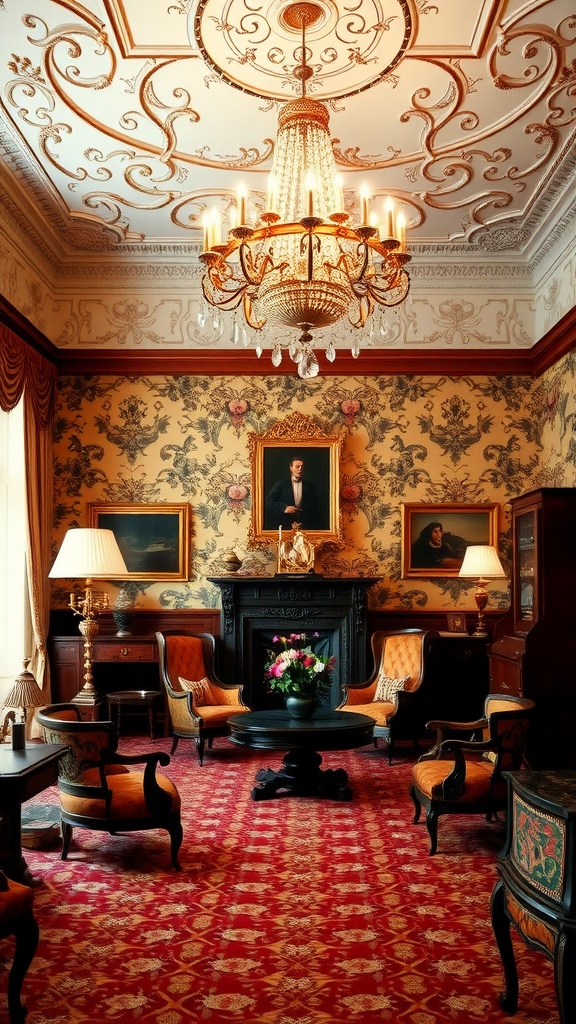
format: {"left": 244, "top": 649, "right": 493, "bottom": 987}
{"left": 228, "top": 399, "right": 248, "bottom": 416}
{"left": 341, "top": 484, "right": 362, "bottom": 501}
{"left": 227, "top": 483, "right": 248, "bottom": 501}
{"left": 341, "top": 400, "right": 360, "bottom": 416}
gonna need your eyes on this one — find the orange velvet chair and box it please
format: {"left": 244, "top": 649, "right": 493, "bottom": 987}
{"left": 36, "top": 704, "right": 182, "bottom": 869}
{"left": 337, "top": 629, "right": 436, "bottom": 762}
{"left": 410, "top": 694, "right": 535, "bottom": 854}
{"left": 156, "top": 631, "right": 249, "bottom": 765}
{"left": 0, "top": 870, "right": 38, "bottom": 1024}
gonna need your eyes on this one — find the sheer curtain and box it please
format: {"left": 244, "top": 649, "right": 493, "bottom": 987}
{"left": 0, "top": 324, "right": 57, "bottom": 699}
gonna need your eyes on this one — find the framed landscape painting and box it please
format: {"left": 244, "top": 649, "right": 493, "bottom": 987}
{"left": 88, "top": 503, "right": 190, "bottom": 581}
{"left": 401, "top": 502, "right": 498, "bottom": 578}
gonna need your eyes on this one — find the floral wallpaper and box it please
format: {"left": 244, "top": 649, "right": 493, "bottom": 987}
{"left": 51, "top": 348, "right": 576, "bottom": 615}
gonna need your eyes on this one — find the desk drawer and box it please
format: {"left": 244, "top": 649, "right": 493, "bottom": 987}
{"left": 94, "top": 643, "right": 156, "bottom": 663}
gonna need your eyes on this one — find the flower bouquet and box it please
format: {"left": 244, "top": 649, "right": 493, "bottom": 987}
{"left": 264, "top": 633, "right": 336, "bottom": 716}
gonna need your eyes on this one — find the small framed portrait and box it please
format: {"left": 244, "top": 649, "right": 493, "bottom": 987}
{"left": 248, "top": 412, "right": 343, "bottom": 547}
{"left": 446, "top": 612, "right": 467, "bottom": 634}
{"left": 88, "top": 503, "right": 190, "bottom": 580}
{"left": 401, "top": 502, "right": 499, "bottom": 578}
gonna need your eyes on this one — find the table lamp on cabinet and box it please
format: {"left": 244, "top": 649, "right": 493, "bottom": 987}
{"left": 458, "top": 545, "right": 506, "bottom": 637}
{"left": 49, "top": 528, "right": 128, "bottom": 703}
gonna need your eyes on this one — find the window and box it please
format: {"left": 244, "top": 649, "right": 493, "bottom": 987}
{"left": 0, "top": 402, "right": 27, "bottom": 698}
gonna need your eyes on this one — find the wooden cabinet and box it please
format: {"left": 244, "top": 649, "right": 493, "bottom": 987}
{"left": 490, "top": 488, "right": 576, "bottom": 769}
{"left": 49, "top": 635, "right": 160, "bottom": 716}
{"left": 491, "top": 770, "right": 576, "bottom": 1023}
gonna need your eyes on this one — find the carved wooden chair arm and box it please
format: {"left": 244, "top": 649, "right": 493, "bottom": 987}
{"left": 430, "top": 737, "right": 498, "bottom": 801}
{"left": 419, "top": 717, "right": 488, "bottom": 761}
{"left": 107, "top": 750, "right": 174, "bottom": 813}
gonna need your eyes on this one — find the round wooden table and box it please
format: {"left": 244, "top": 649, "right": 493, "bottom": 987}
{"left": 107, "top": 690, "right": 163, "bottom": 740}
{"left": 227, "top": 709, "right": 375, "bottom": 801}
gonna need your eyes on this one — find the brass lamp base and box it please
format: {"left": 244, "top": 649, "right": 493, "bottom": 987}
{"left": 472, "top": 582, "right": 489, "bottom": 637}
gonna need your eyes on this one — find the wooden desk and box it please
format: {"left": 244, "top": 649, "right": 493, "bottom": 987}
{"left": 228, "top": 709, "right": 375, "bottom": 801}
{"left": 0, "top": 745, "right": 66, "bottom": 884}
{"left": 490, "top": 770, "right": 576, "bottom": 1024}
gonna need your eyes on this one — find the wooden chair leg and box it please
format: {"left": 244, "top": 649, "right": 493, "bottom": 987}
{"left": 61, "top": 821, "right": 73, "bottom": 860}
{"left": 425, "top": 807, "right": 439, "bottom": 856}
{"left": 196, "top": 738, "right": 205, "bottom": 766}
{"left": 6, "top": 908, "right": 39, "bottom": 1024}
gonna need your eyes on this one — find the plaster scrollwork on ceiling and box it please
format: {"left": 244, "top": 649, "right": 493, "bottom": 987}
{"left": 0, "top": 1, "right": 572, "bottom": 252}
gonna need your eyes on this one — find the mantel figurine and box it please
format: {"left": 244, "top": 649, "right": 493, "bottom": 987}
{"left": 277, "top": 524, "right": 315, "bottom": 575}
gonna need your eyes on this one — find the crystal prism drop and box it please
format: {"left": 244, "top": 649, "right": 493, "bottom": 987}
{"left": 271, "top": 344, "right": 282, "bottom": 367}
{"left": 351, "top": 337, "right": 360, "bottom": 359}
{"left": 298, "top": 347, "right": 319, "bottom": 379}
{"left": 326, "top": 340, "right": 336, "bottom": 362}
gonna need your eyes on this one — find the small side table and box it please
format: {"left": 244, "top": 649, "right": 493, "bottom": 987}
{"left": 107, "top": 690, "right": 163, "bottom": 740}
{"left": 490, "top": 770, "right": 576, "bottom": 1024}
{"left": 0, "top": 744, "right": 66, "bottom": 884}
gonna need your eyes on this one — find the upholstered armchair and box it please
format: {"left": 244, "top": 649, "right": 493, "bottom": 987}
{"left": 156, "top": 631, "right": 249, "bottom": 766}
{"left": 410, "top": 694, "right": 535, "bottom": 854}
{"left": 36, "top": 704, "right": 182, "bottom": 870}
{"left": 337, "top": 629, "right": 436, "bottom": 763}
{"left": 0, "top": 870, "right": 38, "bottom": 1024}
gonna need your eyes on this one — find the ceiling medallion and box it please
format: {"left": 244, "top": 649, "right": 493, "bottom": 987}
{"left": 190, "top": 0, "right": 412, "bottom": 101}
{"left": 197, "top": 1, "right": 411, "bottom": 377}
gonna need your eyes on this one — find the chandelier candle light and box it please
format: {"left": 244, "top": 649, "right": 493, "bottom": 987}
{"left": 199, "top": 1, "right": 410, "bottom": 379}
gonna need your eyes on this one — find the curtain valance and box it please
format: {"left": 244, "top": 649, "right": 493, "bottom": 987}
{"left": 0, "top": 324, "right": 57, "bottom": 426}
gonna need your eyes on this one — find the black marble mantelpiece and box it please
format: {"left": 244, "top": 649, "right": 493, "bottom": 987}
{"left": 207, "top": 576, "right": 378, "bottom": 710}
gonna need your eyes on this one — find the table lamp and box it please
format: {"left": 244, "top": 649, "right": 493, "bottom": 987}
{"left": 49, "top": 528, "right": 128, "bottom": 703}
{"left": 458, "top": 545, "right": 506, "bottom": 637}
{"left": 1, "top": 659, "right": 45, "bottom": 749}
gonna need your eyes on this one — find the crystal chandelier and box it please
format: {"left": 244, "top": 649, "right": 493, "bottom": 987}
{"left": 199, "top": 2, "right": 411, "bottom": 378}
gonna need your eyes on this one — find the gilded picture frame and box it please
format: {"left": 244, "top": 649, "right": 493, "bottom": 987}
{"left": 88, "top": 502, "right": 190, "bottom": 581}
{"left": 248, "top": 412, "right": 343, "bottom": 547}
{"left": 401, "top": 502, "right": 498, "bottom": 578}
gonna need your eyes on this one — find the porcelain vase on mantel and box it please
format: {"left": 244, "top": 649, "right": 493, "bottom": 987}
{"left": 285, "top": 695, "right": 317, "bottom": 720}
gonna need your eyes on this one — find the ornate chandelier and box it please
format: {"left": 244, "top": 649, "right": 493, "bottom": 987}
{"left": 199, "top": 2, "right": 411, "bottom": 378}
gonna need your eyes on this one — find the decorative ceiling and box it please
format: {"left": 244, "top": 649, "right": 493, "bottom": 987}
{"left": 0, "top": 0, "right": 575, "bottom": 368}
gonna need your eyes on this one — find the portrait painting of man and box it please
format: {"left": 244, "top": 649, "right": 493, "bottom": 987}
{"left": 263, "top": 447, "right": 331, "bottom": 533}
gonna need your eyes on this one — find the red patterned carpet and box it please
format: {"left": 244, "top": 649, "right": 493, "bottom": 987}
{"left": 9, "top": 738, "right": 558, "bottom": 1024}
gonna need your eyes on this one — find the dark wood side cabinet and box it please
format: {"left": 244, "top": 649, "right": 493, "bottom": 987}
{"left": 392, "top": 634, "right": 489, "bottom": 743}
{"left": 491, "top": 770, "right": 576, "bottom": 1023}
{"left": 489, "top": 488, "right": 576, "bottom": 769}
{"left": 48, "top": 609, "right": 220, "bottom": 717}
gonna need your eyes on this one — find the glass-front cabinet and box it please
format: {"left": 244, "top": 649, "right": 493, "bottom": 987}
{"left": 490, "top": 488, "right": 576, "bottom": 770}
{"left": 515, "top": 508, "right": 538, "bottom": 632}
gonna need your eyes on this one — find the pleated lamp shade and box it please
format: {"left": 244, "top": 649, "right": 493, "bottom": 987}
{"left": 49, "top": 528, "right": 128, "bottom": 579}
{"left": 459, "top": 545, "right": 506, "bottom": 580}
{"left": 2, "top": 660, "right": 44, "bottom": 713}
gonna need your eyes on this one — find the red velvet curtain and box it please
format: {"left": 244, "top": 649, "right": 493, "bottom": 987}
{"left": 0, "top": 324, "right": 57, "bottom": 704}
{"left": 0, "top": 324, "right": 56, "bottom": 424}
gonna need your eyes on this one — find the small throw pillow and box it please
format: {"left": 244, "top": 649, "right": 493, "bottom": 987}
{"left": 373, "top": 673, "right": 410, "bottom": 704}
{"left": 179, "top": 676, "right": 211, "bottom": 705}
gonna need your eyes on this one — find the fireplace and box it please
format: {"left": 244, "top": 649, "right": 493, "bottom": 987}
{"left": 208, "top": 575, "right": 377, "bottom": 710}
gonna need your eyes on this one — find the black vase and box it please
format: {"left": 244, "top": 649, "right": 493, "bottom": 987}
{"left": 285, "top": 695, "right": 317, "bottom": 720}
{"left": 113, "top": 611, "right": 133, "bottom": 637}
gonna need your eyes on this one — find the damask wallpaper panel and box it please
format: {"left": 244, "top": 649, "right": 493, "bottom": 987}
{"left": 51, "top": 359, "right": 576, "bottom": 614}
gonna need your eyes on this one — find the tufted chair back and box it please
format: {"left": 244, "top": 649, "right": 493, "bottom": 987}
{"left": 337, "top": 629, "right": 437, "bottom": 763}
{"left": 162, "top": 635, "right": 210, "bottom": 691}
{"left": 156, "top": 631, "right": 249, "bottom": 765}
